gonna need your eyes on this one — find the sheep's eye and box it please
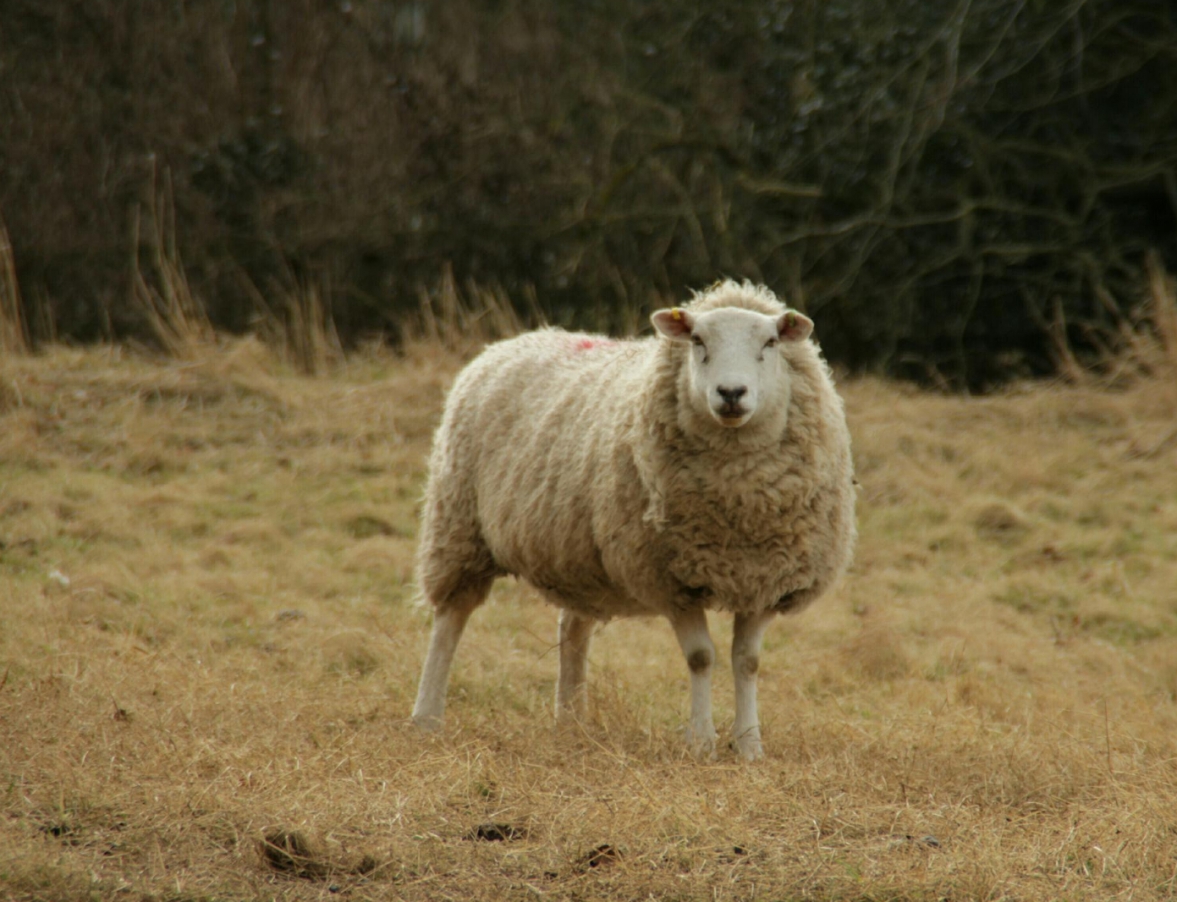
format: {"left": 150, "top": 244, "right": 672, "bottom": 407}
{"left": 764, "top": 338, "right": 779, "bottom": 350}
{"left": 690, "top": 335, "right": 709, "bottom": 362}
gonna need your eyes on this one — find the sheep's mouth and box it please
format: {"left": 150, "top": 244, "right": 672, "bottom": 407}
{"left": 715, "top": 406, "right": 750, "bottom": 427}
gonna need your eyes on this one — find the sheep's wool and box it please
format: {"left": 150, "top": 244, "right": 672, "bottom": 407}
{"left": 417, "top": 281, "right": 856, "bottom": 622}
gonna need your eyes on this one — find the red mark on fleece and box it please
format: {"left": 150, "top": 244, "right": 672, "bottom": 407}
{"left": 573, "top": 337, "right": 614, "bottom": 351}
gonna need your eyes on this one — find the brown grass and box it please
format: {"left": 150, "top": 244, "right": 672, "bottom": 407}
{"left": 408, "top": 264, "right": 539, "bottom": 357}
{"left": 130, "top": 172, "right": 217, "bottom": 358}
{"left": 248, "top": 275, "right": 345, "bottom": 376}
{"left": 2, "top": 300, "right": 1177, "bottom": 900}
{"left": 1051, "top": 251, "right": 1177, "bottom": 389}
{"left": 0, "top": 213, "right": 29, "bottom": 355}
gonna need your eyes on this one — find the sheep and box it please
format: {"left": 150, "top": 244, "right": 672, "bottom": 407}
{"left": 411, "top": 280, "right": 856, "bottom": 760}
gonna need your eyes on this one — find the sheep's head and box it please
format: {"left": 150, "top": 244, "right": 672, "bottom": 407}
{"left": 651, "top": 305, "right": 813, "bottom": 429}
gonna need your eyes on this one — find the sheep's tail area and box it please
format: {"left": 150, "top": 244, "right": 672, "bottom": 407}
{"left": 413, "top": 399, "right": 500, "bottom": 615}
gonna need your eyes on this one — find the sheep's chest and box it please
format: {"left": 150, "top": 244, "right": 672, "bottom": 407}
{"left": 655, "top": 467, "right": 828, "bottom": 614}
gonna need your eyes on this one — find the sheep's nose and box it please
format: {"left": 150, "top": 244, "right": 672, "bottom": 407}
{"left": 718, "top": 386, "right": 747, "bottom": 405}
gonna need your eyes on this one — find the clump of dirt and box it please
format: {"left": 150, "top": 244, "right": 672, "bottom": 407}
{"left": 973, "top": 500, "right": 1032, "bottom": 541}
{"left": 260, "top": 828, "right": 383, "bottom": 882}
{"left": 260, "top": 829, "right": 328, "bottom": 879}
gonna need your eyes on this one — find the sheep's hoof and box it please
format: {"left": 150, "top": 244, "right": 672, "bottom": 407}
{"left": 686, "top": 725, "right": 718, "bottom": 761}
{"left": 731, "top": 733, "right": 764, "bottom": 762}
{"left": 555, "top": 708, "right": 588, "bottom": 738}
{"left": 411, "top": 712, "right": 444, "bottom": 733}
{"left": 555, "top": 700, "right": 587, "bottom": 726}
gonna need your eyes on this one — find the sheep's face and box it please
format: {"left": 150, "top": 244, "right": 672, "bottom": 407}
{"left": 652, "top": 306, "right": 814, "bottom": 429}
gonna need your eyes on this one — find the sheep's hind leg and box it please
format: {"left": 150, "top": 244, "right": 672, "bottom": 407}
{"left": 411, "top": 577, "right": 492, "bottom": 731}
{"left": 731, "top": 611, "right": 774, "bottom": 761}
{"left": 670, "top": 608, "right": 718, "bottom": 759}
{"left": 556, "top": 609, "right": 594, "bottom": 723}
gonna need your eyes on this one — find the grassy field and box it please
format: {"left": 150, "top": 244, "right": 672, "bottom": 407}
{"left": 2, "top": 323, "right": 1177, "bottom": 901}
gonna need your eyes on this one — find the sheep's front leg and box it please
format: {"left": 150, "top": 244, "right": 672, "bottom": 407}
{"left": 556, "top": 609, "right": 594, "bottom": 723}
{"left": 670, "top": 608, "right": 718, "bottom": 758}
{"left": 731, "top": 611, "right": 774, "bottom": 761}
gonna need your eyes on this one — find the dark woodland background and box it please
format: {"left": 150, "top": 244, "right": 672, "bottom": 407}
{"left": 2, "top": 0, "right": 1175, "bottom": 387}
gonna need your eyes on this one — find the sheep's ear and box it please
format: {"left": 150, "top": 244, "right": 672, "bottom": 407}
{"left": 651, "top": 307, "right": 695, "bottom": 341}
{"left": 777, "top": 310, "right": 814, "bottom": 342}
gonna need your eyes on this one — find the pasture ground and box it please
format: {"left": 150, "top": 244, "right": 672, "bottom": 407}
{"left": 1, "top": 334, "right": 1176, "bottom": 901}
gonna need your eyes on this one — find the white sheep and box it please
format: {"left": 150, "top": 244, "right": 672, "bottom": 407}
{"left": 411, "top": 280, "right": 856, "bottom": 760}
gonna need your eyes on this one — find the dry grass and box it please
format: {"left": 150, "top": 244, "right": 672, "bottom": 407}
{"left": 130, "top": 174, "right": 217, "bottom": 358}
{"left": 1050, "top": 252, "right": 1177, "bottom": 390}
{"left": 2, "top": 313, "right": 1177, "bottom": 901}
{"left": 0, "top": 214, "right": 29, "bottom": 355}
{"left": 408, "top": 264, "right": 538, "bottom": 357}
{"left": 248, "top": 276, "right": 345, "bottom": 377}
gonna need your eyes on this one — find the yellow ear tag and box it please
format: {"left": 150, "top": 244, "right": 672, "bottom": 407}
{"left": 671, "top": 308, "right": 684, "bottom": 321}
{"left": 785, "top": 312, "right": 796, "bottom": 329}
